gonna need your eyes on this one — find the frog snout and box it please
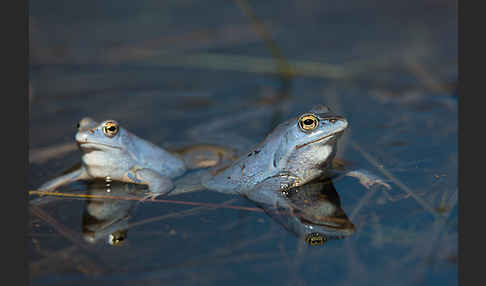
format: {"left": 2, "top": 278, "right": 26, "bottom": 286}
{"left": 75, "top": 132, "right": 90, "bottom": 143}
{"left": 327, "top": 115, "right": 348, "bottom": 131}
{"left": 340, "top": 118, "right": 348, "bottom": 130}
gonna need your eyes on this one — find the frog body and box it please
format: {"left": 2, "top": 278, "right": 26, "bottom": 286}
{"left": 201, "top": 105, "right": 347, "bottom": 195}
{"left": 169, "top": 105, "right": 390, "bottom": 209}
{"left": 38, "top": 117, "right": 186, "bottom": 196}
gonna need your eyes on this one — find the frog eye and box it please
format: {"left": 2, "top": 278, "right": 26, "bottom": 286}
{"left": 102, "top": 121, "right": 119, "bottom": 137}
{"left": 298, "top": 114, "right": 319, "bottom": 132}
{"left": 305, "top": 232, "right": 327, "bottom": 246}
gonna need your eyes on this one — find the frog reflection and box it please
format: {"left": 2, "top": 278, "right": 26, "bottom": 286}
{"left": 81, "top": 176, "right": 352, "bottom": 247}
{"left": 255, "top": 177, "right": 354, "bottom": 246}
{"left": 82, "top": 180, "right": 146, "bottom": 246}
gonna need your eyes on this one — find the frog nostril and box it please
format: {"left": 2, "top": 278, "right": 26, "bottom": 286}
{"left": 78, "top": 133, "right": 89, "bottom": 143}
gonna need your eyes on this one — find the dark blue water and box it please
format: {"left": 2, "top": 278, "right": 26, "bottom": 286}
{"left": 29, "top": 1, "right": 457, "bottom": 285}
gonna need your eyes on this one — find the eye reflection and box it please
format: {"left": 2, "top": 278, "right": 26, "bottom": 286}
{"left": 305, "top": 232, "right": 327, "bottom": 246}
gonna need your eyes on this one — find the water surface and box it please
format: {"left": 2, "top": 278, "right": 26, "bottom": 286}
{"left": 29, "top": 1, "right": 457, "bottom": 285}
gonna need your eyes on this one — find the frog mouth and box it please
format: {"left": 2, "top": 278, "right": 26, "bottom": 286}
{"left": 295, "top": 130, "right": 344, "bottom": 150}
{"left": 77, "top": 142, "right": 121, "bottom": 151}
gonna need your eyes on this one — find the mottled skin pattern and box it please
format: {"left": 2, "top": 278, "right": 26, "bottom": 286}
{"left": 38, "top": 117, "right": 186, "bottom": 197}
{"left": 201, "top": 105, "right": 390, "bottom": 210}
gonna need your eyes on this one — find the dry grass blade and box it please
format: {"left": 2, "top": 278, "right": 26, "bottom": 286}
{"left": 29, "top": 205, "right": 109, "bottom": 276}
{"left": 349, "top": 187, "right": 377, "bottom": 220}
{"left": 29, "top": 143, "right": 78, "bottom": 164}
{"left": 29, "top": 190, "right": 348, "bottom": 224}
{"left": 410, "top": 190, "right": 458, "bottom": 282}
{"left": 30, "top": 246, "right": 105, "bottom": 278}
{"left": 29, "top": 190, "right": 264, "bottom": 212}
{"left": 127, "top": 198, "right": 239, "bottom": 230}
{"left": 172, "top": 230, "right": 278, "bottom": 269}
{"left": 404, "top": 57, "right": 454, "bottom": 93}
{"left": 34, "top": 52, "right": 352, "bottom": 79}
{"left": 155, "top": 51, "right": 348, "bottom": 79}
{"left": 29, "top": 205, "right": 94, "bottom": 251}
{"left": 107, "top": 23, "right": 269, "bottom": 63}
{"left": 234, "top": 0, "right": 292, "bottom": 81}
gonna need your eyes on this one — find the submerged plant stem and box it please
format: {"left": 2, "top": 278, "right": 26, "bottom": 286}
{"left": 234, "top": 0, "right": 293, "bottom": 81}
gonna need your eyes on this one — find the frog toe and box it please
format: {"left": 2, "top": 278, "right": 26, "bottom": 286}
{"left": 141, "top": 192, "right": 161, "bottom": 202}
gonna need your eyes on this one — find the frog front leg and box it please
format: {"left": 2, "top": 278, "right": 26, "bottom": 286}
{"left": 124, "top": 168, "right": 175, "bottom": 200}
{"left": 38, "top": 166, "right": 89, "bottom": 191}
{"left": 337, "top": 169, "right": 392, "bottom": 191}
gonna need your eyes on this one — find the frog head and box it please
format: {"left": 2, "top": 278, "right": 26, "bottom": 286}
{"left": 75, "top": 118, "right": 130, "bottom": 152}
{"left": 270, "top": 105, "right": 348, "bottom": 183}
{"left": 74, "top": 118, "right": 136, "bottom": 174}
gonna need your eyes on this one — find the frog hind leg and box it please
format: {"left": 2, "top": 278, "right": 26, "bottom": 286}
{"left": 38, "top": 166, "right": 89, "bottom": 191}
{"left": 125, "top": 168, "right": 174, "bottom": 201}
{"left": 174, "top": 145, "right": 238, "bottom": 170}
{"left": 168, "top": 169, "right": 208, "bottom": 196}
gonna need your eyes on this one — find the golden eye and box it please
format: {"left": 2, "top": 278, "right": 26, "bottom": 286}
{"left": 103, "top": 121, "right": 119, "bottom": 137}
{"left": 298, "top": 114, "right": 319, "bottom": 131}
{"left": 305, "top": 232, "right": 327, "bottom": 246}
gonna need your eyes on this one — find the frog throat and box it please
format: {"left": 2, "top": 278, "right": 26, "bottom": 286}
{"left": 295, "top": 130, "right": 344, "bottom": 150}
{"left": 78, "top": 142, "right": 123, "bottom": 151}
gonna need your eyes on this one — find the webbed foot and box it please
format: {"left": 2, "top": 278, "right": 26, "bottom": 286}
{"left": 140, "top": 192, "right": 162, "bottom": 202}
{"left": 126, "top": 168, "right": 175, "bottom": 200}
{"left": 345, "top": 169, "right": 392, "bottom": 191}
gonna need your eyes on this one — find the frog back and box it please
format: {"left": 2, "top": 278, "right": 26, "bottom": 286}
{"left": 201, "top": 142, "right": 278, "bottom": 194}
{"left": 129, "top": 133, "right": 186, "bottom": 178}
